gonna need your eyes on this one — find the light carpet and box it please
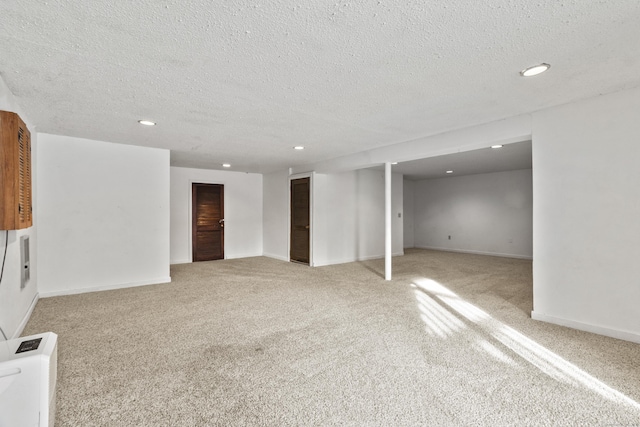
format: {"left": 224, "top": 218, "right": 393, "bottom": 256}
{"left": 23, "top": 249, "right": 640, "bottom": 426}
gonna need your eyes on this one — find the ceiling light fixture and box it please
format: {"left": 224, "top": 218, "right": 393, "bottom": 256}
{"left": 294, "top": 146, "right": 305, "bottom": 150}
{"left": 222, "top": 163, "right": 231, "bottom": 168}
{"left": 391, "top": 162, "right": 398, "bottom": 165}
{"left": 138, "top": 120, "right": 156, "bottom": 126}
{"left": 520, "top": 63, "right": 550, "bottom": 77}
{"left": 446, "top": 170, "right": 453, "bottom": 174}
{"left": 491, "top": 145, "right": 503, "bottom": 149}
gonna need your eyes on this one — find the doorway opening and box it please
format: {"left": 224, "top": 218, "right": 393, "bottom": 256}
{"left": 398, "top": 140, "right": 533, "bottom": 313}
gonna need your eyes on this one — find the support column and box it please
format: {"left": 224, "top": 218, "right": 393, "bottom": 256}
{"left": 385, "top": 162, "right": 392, "bottom": 281}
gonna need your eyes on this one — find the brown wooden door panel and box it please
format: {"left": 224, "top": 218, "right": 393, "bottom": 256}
{"left": 192, "top": 183, "right": 224, "bottom": 261}
{"left": 291, "top": 230, "right": 309, "bottom": 260}
{"left": 290, "top": 178, "right": 310, "bottom": 264}
{"left": 195, "top": 231, "right": 223, "bottom": 260}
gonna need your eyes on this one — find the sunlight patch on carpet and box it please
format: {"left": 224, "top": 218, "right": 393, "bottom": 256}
{"left": 412, "top": 278, "right": 640, "bottom": 411}
{"left": 415, "top": 291, "right": 465, "bottom": 338}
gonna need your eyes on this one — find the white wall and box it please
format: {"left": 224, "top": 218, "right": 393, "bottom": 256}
{"left": 170, "top": 167, "right": 263, "bottom": 263}
{"left": 0, "top": 76, "right": 39, "bottom": 339}
{"left": 262, "top": 169, "right": 289, "bottom": 261}
{"left": 403, "top": 179, "right": 415, "bottom": 248}
{"left": 37, "top": 134, "right": 170, "bottom": 296}
{"left": 413, "top": 169, "right": 533, "bottom": 259}
{"left": 313, "top": 169, "right": 403, "bottom": 266}
{"left": 312, "top": 171, "right": 357, "bottom": 265}
{"left": 532, "top": 86, "right": 640, "bottom": 342}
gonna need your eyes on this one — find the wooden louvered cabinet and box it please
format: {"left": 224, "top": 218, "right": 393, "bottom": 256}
{"left": 0, "top": 110, "right": 32, "bottom": 230}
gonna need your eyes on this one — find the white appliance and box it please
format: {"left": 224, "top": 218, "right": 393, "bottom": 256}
{"left": 0, "top": 332, "right": 58, "bottom": 427}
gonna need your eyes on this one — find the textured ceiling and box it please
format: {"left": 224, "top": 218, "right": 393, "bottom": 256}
{"left": 392, "top": 140, "right": 531, "bottom": 181}
{"left": 1, "top": 1, "right": 639, "bottom": 173}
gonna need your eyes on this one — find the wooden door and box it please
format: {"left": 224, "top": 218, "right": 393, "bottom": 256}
{"left": 192, "top": 183, "right": 224, "bottom": 261}
{"left": 290, "top": 178, "right": 310, "bottom": 264}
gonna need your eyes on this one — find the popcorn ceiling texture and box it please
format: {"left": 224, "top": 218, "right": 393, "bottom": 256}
{"left": 1, "top": 1, "right": 640, "bottom": 172}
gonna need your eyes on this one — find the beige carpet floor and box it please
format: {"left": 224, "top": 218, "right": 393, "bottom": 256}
{"left": 23, "top": 249, "right": 640, "bottom": 426}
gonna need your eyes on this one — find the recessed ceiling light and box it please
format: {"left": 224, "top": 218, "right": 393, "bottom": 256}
{"left": 520, "top": 63, "right": 550, "bottom": 77}
{"left": 391, "top": 162, "right": 398, "bottom": 165}
{"left": 222, "top": 163, "right": 231, "bottom": 168}
{"left": 446, "top": 170, "right": 453, "bottom": 174}
{"left": 294, "top": 146, "right": 305, "bottom": 150}
{"left": 491, "top": 145, "right": 503, "bottom": 149}
{"left": 138, "top": 120, "right": 156, "bottom": 126}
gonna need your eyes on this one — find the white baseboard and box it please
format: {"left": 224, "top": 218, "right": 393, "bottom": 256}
{"left": 313, "top": 252, "right": 405, "bottom": 267}
{"left": 263, "top": 253, "right": 289, "bottom": 262}
{"left": 531, "top": 311, "right": 640, "bottom": 344}
{"left": 12, "top": 292, "right": 39, "bottom": 339}
{"left": 176, "top": 252, "right": 405, "bottom": 266}
{"left": 172, "top": 252, "right": 264, "bottom": 265}
{"left": 358, "top": 251, "right": 404, "bottom": 261}
{"left": 39, "top": 276, "right": 172, "bottom": 298}
{"left": 415, "top": 245, "right": 532, "bottom": 260}
{"left": 225, "top": 253, "right": 263, "bottom": 260}
{"left": 313, "top": 257, "right": 356, "bottom": 267}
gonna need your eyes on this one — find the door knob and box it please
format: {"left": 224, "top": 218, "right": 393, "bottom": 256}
{"left": 219, "top": 219, "right": 224, "bottom": 228}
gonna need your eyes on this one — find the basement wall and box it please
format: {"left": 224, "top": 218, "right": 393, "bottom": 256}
{"left": 170, "top": 166, "right": 263, "bottom": 264}
{"left": 531, "top": 86, "right": 640, "bottom": 342}
{"left": 313, "top": 169, "right": 403, "bottom": 266}
{"left": 262, "top": 169, "right": 289, "bottom": 261}
{"left": 412, "top": 169, "right": 533, "bottom": 259}
{"left": 262, "top": 168, "right": 404, "bottom": 266}
{"left": 403, "top": 179, "right": 415, "bottom": 248}
{"left": 37, "top": 134, "right": 171, "bottom": 297}
{"left": 0, "top": 76, "right": 38, "bottom": 339}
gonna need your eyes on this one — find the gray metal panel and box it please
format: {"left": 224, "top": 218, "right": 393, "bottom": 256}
{"left": 20, "top": 235, "right": 29, "bottom": 288}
